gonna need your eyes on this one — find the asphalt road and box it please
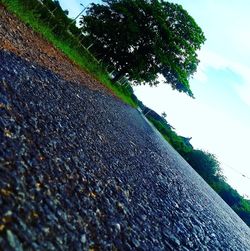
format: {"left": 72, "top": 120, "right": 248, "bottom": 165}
{"left": 1, "top": 49, "right": 250, "bottom": 250}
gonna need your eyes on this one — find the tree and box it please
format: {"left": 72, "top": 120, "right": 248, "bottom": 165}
{"left": 80, "top": 0, "right": 205, "bottom": 96}
{"left": 161, "top": 112, "right": 167, "bottom": 118}
{"left": 185, "top": 150, "right": 222, "bottom": 183}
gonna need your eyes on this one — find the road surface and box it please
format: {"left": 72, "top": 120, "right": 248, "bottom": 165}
{"left": 1, "top": 50, "right": 250, "bottom": 250}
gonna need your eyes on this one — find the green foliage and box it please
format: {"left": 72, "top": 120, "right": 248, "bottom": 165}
{"left": 81, "top": 0, "right": 206, "bottom": 96}
{"left": 233, "top": 200, "right": 250, "bottom": 226}
{"left": 185, "top": 150, "right": 222, "bottom": 184}
{"left": 1, "top": 0, "right": 138, "bottom": 107}
{"left": 212, "top": 180, "right": 241, "bottom": 206}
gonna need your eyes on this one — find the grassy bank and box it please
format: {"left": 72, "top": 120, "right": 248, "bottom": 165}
{"left": 1, "top": 0, "right": 137, "bottom": 107}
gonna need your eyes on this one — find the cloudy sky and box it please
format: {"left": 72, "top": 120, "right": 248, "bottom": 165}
{"left": 59, "top": 0, "right": 250, "bottom": 197}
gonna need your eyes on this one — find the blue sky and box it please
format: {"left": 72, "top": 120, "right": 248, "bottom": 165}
{"left": 59, "top": 0, "right": 250, "bottom": 197}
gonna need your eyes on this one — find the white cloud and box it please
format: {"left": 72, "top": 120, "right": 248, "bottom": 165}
{"left": 236, "top": 84, "right": 250, "bottom": 107}
{"left": 197, "top": 49, "right": 250, "bottom": 107}
{"left": 198, "top": 49, "right": 227, "bottom": 69}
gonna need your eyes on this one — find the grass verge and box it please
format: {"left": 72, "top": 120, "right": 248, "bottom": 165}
{"left": 1, "top": 0, "right": 138, "bottom": 107}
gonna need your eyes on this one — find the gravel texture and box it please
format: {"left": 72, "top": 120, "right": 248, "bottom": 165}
{"left": 0, "top": 5, "right": 110, "bottom": 93}
{"left": 1, "top": 49, "right": 250, "bottom": 250}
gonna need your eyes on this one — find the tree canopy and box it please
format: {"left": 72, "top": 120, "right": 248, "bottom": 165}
{"left": 80, "top": 0, "right": 206, "bottom": 96}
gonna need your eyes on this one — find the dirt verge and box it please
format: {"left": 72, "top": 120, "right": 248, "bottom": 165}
{"left": 0, "top": 5, "right": 111, "bottom": 93}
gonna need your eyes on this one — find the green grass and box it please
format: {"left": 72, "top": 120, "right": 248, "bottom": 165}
{"left": 1, "top": 0, "right": 138, "bottom": 108}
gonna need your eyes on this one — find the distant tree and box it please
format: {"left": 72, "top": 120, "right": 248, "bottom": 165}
{"left": 64, "top": 9, "right": 69, "bottom": 16}
{"left": 80, "top": 0, "right": 205, "bottom": 96}
{"left": 161, "top": 112, "right": 167, "bottom": 118}
{"left": 217, "top": 181, "right": 241, "bottom": 206}
{"left": 186, "top": 150, "right": 222, "bottom": 183}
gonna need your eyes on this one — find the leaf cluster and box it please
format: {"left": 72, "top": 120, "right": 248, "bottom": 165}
{"left": 81, "top": 0, "right": 206, "bottom": 95}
